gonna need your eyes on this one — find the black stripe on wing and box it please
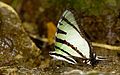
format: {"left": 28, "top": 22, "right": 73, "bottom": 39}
{"left": 61, "top": 16, "right": 81, "bottom": 35}
{"left": 49, "top": 52, "right": 76, "bottom": 64}
{"left": 57, "top": 28, "right": 67, "bottom": 35}
{"left": 55, "top": 46, "right": 73, "bottom": 57}
{"left": 56, "top": 37, "right": 86, "bottom": 59}
{"left": 58, "top": 22, "right": 63, "bottom": 25}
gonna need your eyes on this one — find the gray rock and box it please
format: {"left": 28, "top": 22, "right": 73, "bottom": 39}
{"left": 0, "top": 1, "right": 41, "bottom": 68}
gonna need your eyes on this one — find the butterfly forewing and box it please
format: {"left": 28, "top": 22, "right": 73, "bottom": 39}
{"left": 50, "top": 10, "right": 91, "bottom": 64}
{"left": 61, "top": 10, "right": 80, "bottom": 31}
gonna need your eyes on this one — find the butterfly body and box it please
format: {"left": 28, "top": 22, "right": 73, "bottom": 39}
{"left": 50, "top": 10, "right": 96, "bottom": 65}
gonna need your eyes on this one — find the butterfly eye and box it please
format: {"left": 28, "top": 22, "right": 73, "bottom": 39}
{"left": 93, "top": 53, "right": 96, "bottom": 58}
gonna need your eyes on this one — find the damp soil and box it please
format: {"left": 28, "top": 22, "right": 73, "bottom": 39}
{"left": 1, "top": 48, "right": 120, "bottom": 75}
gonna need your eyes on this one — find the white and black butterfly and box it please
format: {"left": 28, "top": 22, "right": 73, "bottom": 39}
{"left": 49, "top": 10, "right": 97, "bottom": 66}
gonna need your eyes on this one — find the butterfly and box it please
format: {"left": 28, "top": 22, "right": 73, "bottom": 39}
{"left": 49, "top": 10, "right": 97, "bottom": 66}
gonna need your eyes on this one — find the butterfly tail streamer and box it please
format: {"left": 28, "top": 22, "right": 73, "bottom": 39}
{"left": 96, "top": 56, "right": 108, "bottom": 61}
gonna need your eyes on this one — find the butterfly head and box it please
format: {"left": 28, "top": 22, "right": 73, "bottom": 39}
{"left": 90, "top": 52, "right": 97, "bottom": 66}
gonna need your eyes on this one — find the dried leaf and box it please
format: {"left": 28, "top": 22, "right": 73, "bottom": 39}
{"left": 47, "top": 22, "right": 56, "bottom": 45}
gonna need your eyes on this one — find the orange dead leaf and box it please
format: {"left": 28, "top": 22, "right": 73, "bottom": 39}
{"left": 47, "top": 22, "right": 56, "bottom": 45}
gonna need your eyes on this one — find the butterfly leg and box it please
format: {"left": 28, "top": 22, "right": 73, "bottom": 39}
{"left": 83, "top": 59, "right": 90, "bottom": 65}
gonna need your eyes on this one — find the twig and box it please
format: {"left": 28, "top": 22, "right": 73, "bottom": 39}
{"left": 92, "top": 42, "right": 120, "bottom": 50}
